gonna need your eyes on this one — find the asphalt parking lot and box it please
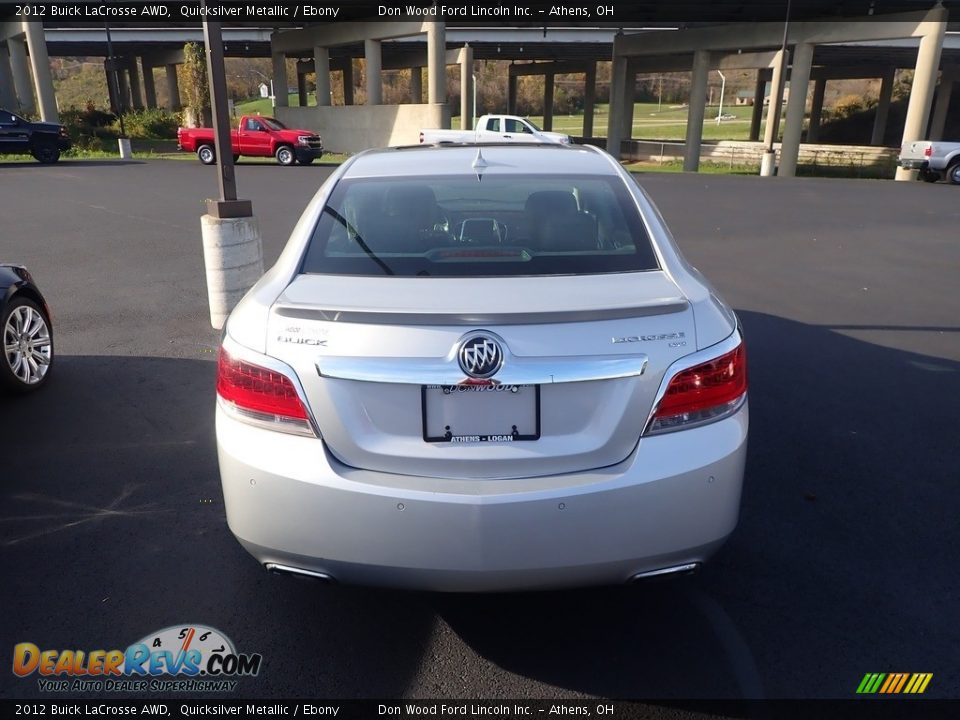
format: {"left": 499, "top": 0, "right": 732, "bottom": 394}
{"left": 1, "top": 158, "right": 958, "bottom": 705}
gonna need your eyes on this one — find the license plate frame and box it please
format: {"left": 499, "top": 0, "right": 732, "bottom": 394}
{"left": 421, "top": 384, "right": 541, "bottom": 443}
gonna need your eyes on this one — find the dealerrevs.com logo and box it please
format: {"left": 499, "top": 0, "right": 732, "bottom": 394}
{"left": 13, "top": 624, "right": 262, "bottom": 693}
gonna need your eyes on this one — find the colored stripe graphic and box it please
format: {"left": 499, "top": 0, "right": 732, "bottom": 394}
{"left": 892, "top": 673, "right": 909, "bottom": 693}
{"left": 857, "top": 672, "right": 932, "bottom": 694}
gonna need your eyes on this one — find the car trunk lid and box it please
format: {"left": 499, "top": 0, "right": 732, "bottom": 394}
{"left": 267, "top": 272, "right": 697, "bottom": 479}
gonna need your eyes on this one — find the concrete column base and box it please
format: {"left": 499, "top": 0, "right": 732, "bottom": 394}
{"left": 895, "top": 167, "right": 918, "bottom": 182}
{"left": 760, "top": 150, "right": 777, "bottom": 177}
{"left": 118, "top": 138, "right": 132, "bottom": 159}
{"left": 200, "top": 214, "right": 264, "bottom": 330}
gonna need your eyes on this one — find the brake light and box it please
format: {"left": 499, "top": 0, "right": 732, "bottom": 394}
{"left": 217, "top": 348, "right": 314, "bottom": 435}
{"left": 646, "top": 343, "right": 747, "bottom": 435}
{"left": 924, "top": 145, "right": 933, "bottom": 157}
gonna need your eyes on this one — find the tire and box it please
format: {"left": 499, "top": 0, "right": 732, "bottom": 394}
{"left": 197, "top": 145, "right": 216, "bottom": 165}
{"left": 275, "top": 145, "right": 296, "bottom": 166}
{"left": 1, "top": 296, "right": 53, "bottom": 393}
{"left": 298, "top": 156, "right": 314, "bottom": 165}
{"left": 920, "top": 169, "right": 940, "bottom": 183}
{"left": 31, "top": 143, "right": 61, "bottom": 164}
{"left": 948, "top": 161, "right": 960, "bottom": 186}
{"left": 232, "top": 154, "right": 240, "bottom": 164}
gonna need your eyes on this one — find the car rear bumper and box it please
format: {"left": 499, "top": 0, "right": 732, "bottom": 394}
{"left": 216, "top": 402, "right": 748, "bottom": 592}
{"left": 899, "top": 158, "right": 929, "bottom": 170}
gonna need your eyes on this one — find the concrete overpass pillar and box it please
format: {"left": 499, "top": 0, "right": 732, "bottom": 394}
{"left": 165, "top": 64, "right": 181, "bottom": 110}
{"left": 507, "top": 71, "right": 517, "bottom": 114}
{"left": 314, "top": 47, "right": 331, "bottom": 106}
{"left": 272, "top": 51, "right": 288, "bottom": 107}
{"left": 296, "top": 59, "right": 313, "bottom": 107}
{"left": 929, "top": 68, "right": 957, "bottom": 141}
{"left": 460, "top": 44, "right": 474, "bottom": 130}
{"left": 683, "top": 50, "right": 710, "bottom": 172}
{"left": 365, "top": 39, "right": 382, "bottom": 105}
{"left": 606, "top": 46, "right": 627, "bottom": 155}
{"left": 410, "top": 66, "right": 422, "bottom": 103}
{"left": 779, "top": 42, "right": 814, "bottom": 178}
{"left": 621, "top": 65, "right": 635, "bottom": 143}
{"left": 871, "top": 68, "right": 895, "bottom": 145}
{"left": 749, "top": 69, "right": 768, "bottom": 141}
{"left": 127, "top": 59, "right": 144, "bottom": 110}
{"left": 8, "top": 37, "right": 33, "bottom": 112}
{"left": 761, "top": 49, "right": 788, "bottom": 176}
{"left": 807, "top": 77, "right": 826, "bottom": 143}
{"left": 427, "top": 22, "right": 446, "bottom": 105}
{"left": 0, "top": 44, "right": 17, "bottom": 110}
{"left": 342, "top": 61, "right": 354, "bottom": 105}
{"left": 897, "top": 11, "right": 947, "bottom": 181}
{"left": 543, "top": 72, "right": 554, "bottom": 131}
{"left": 141, "top": 59, "right": 157, "bottom": 109}
{"left": 583, "top": 62, "right": 596, "bottom": 138}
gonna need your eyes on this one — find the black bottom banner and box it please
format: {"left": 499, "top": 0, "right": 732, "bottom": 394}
{"left": 3, "top": 699, "right": 959, "bottom": 720}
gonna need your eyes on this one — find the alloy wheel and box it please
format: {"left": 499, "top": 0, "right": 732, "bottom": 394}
{"left": 3, "top": 304, "right": 52, "bottom": 386}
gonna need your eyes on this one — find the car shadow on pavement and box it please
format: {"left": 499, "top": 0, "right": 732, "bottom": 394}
{"left": 0, "top": 354, "right": 433, "bottom": 700}
{"left": 430, "top": 310, "right": 960, "bottom": 702}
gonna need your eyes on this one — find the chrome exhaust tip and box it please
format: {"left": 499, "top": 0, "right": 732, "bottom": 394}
{"left": 265, "top": 563, "right": 336, "bottom": 583}
{"left": 628, "top": 563, "right": 700, "bottom": 583}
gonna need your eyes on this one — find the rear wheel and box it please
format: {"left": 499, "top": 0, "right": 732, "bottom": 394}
{"left": 920, "top": 169, "right": 941, "bottom": 183}
{"left": 948, "top": 161, "right": 960, "bottom": 185}
{"left": 275, "top": 145, "right": 296, "bottom": 166}
{"left": 197, "top": 145, "right": 216, "bottom": 165}
{"left": 31, "top": 142, "right": 61, "bottom": 164}
{"left": 232, "top": 154, "right": 240, "bottom": 164}
{"left": 1, "top": 296, "right": 53, "bottom": 393}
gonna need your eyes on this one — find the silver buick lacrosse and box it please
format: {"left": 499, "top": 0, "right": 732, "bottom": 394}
{"left": 216, "top": 142, "right": 747, "bottom": 591}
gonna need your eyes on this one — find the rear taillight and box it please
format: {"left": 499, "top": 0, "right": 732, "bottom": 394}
{"left": 924, "top": 145, "right": 933, "bottom": 157}
{"left": 217, "top": 348, "right": 315, "bottom": 436}
{"left": 645, "top": 343, "right": 747, "bottom": 435}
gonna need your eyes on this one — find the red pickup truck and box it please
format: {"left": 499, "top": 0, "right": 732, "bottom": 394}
{"left": 177, "top": 115, "right": 323, "bottom": 166}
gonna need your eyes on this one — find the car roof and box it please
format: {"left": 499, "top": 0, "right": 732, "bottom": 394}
{"left": 341, "top": 143, "right": 621, "bottom": 179}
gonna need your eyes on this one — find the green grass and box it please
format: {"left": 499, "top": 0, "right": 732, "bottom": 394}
{"left": 234, "top": 93, "right": 312, "bottom": 116}
{"left": 238, "top": 98, "right": 779, "bottom": 142}
{"left": 508, "top": 102, "right": 782, "bottom": 141}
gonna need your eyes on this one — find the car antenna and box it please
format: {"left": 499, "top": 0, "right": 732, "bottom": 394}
{"left": 472, "top": 147, "right": 487, "bottom": 182}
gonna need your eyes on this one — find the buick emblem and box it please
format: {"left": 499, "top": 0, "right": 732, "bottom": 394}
{"left": 458, "top": 334, "right": 503, "bottom": 379}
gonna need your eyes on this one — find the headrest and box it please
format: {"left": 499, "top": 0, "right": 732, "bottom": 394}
{"left": 524, "top": 190, "right": 578, "bottom": 217}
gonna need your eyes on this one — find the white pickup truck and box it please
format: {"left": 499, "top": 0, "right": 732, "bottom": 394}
{"left": 419, "top": 114, "right": 571, "bottom": 145}
{"left": 898, "top": 140, "right": 960, "bottom": 184}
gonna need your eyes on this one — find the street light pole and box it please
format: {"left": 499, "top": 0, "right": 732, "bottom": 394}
{"left": 716, "top": 70, "right": 726, "bottom": 124}
{"left": 202, "top": 16, "right": 238, "bottom": 205}
{"left": 198, "top": 3, "right": 263, "bottom": 330}
{"left": 760, "top": 0, "right": 792, "bottom": 176}
{"left": 104, "top": 22, "right": 131, "bottom": 158}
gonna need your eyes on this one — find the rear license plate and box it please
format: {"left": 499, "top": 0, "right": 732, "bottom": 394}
{"left": 421, "top": 384, "right": 540, "bottom": 443}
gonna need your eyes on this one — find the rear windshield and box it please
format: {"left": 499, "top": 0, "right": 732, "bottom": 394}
{"left": 299, "top": 174, "right": 659, "bottom": 277}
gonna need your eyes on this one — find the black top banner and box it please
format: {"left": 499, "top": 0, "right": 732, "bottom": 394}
{"left": 0, "top": 1, "right": 954, "bottom": 24}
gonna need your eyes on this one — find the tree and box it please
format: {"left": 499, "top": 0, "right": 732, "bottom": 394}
{"left": 182, "top": 42, "right": 211, "bottom": 127}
